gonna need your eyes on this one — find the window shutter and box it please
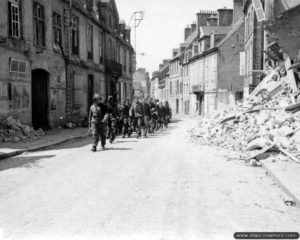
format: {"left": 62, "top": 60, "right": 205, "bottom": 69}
{"left": 252, "top": 0, "right": 266, "bottom": 22}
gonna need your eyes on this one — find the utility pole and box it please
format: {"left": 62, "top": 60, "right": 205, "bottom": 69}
{"left": 128, "top": 11, "right": 144, "bottom": 53}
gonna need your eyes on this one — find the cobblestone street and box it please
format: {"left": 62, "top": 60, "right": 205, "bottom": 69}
{"left": 0, "top": 118, "right": 299, "bottom": 240}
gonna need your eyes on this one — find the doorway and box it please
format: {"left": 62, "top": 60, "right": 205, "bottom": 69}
{"left": 32, "top": 69, "right": 49, "bottom": 129}
{"left": 199, "top": 94, "right": 204, "bottom": 116}
{"left": 176, "top": 99, "right": 179, "bottom": 114}
{"left": 87, "top": 74, "right": 94, "bottom": 114}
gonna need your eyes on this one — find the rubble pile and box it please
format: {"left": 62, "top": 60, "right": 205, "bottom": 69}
{"left": 0, "top": 117, "right": 45, "bottom": 143}
{"left": 191, "top": 55, "right": 300, "bottom": 162}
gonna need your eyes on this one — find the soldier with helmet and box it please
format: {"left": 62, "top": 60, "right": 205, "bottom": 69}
{"left": 88, "top": 94, "right": 109, "bottom": 152}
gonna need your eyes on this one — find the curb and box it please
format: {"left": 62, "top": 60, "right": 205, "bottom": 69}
{"left": 0, "top": 134, "right": 89, "bottom": 161}
{"left": 261, "top": 162, "right": 300, "bottom": 209}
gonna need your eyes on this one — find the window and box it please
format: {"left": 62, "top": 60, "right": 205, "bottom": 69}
{"left": 180, "top": 82, "right": 183, "bottom": 94}
{"left": 8, "top": 0, "right": 20, "bottom": 38}
{"left": 123, "top": 82, "right": 127, "bottom": 98}
{"left": 99, "top": 32, "right": 104, "bottom": 63}
{"left": 116, "top": 44, "right": 120, "bottom": 62}
{"left": 53, "top": 12, "right": 62, "bottom": 47}
{"left": 9, "top": 58, "right": 27, "bottom": 73}
{"left": 170, "top": 82, "right": 172, "bottom": 95}
{"left": 33, "top": 2, "right": 45, "bottom": 47}
{"left": 71, "top": 14, "right": 79, "bottom": 55}
{"left": 194, "top": 45, "right": 198, "bottom": 54}
{"left": 129, "top": 53, "right": 132, "bottom": 73}
{"left": 108, "top": 39, "right": 112, "bottom": 60}
{"left": 123, "top": 49, "right": 127, "bottom": 71}
{"left": 109, "top": 15, "right": 113, "bottom": 28}
{"left": 87, "top": 24, "right": 93, "bottom": 60}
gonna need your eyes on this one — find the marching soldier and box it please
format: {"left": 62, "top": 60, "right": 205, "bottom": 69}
{"left": 88, "top": 94, "right": 109, "bottom": 152}
{"left": 164, "top": 101, "right": 172, "bottom": 124}
{"left": 107, "top": 96, "right": 119, "bottom": 144}
{"left": 133, "top": 98, "right": 145, "bottom": 138}
{"left": 119, "top": 99, "right": 131, "bottom": 138}
{"left": 149, "top": 98, "right": 157, "bottom": 133}
{"left": 143, "top": 98, "right": 151, "bottom": 137}
{"left": 128, "top": 99, "right": 136, "bottom": 137}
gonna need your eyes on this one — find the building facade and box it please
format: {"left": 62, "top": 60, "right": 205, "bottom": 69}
{"left": 151, "top": 0, "right": 300, "bottom": 117}
{"left": 150, "top": 71, "right": 159, "bottom": 100}
{"left": 133, "top": 68, "right": 150, "bottom": 99}
{"left": 0, "top": 0, "right": 134, "bottom": 129}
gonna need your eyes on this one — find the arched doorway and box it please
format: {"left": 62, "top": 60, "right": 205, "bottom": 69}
{"left": 32, "top": 69, "right": 49, "bottom": 129}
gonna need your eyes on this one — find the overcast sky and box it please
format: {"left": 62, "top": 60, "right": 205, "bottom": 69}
{"left": 115, "top": 0, "right": 233, "bottom": 76}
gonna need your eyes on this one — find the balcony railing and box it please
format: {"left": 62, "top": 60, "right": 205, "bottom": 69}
{"left": 192, "top": 84, "right": 203, "bottom": 93}
{"left": 106, "top": 59, "right": 122, "bottom": 78}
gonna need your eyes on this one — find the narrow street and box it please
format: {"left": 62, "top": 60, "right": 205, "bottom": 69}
{"left": 0, "top": 118, "right": 299, "bottom": 240}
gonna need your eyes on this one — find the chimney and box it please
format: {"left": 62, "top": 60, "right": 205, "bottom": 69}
{"left": 119, "top": 19, "right": 126, "bottom": 38}
{"left": 218, "top": 8, "right": 233, "bottom": 26}
{"left": 125, "top": 26, "right": 131, "bottom": 42}
{"left": 163, "top": 59, "right": 169, "bottom": 65}
{"left": 197, "top": 10, "right": 217, "bottom": 27}
{"left": 172, "top": 48, "right": 179, "bottom": 57}
{"left": 191, "top": 22, "right": 197, "bottom": 33}
{"left": 138, "top": 68, "right": 146, "bottom": 74}
{"left": 180, "top": 43, "right": 186, "bottom": 52}
{"left": 207, "top": 16, "right": 218, "bottom": 26}
{"left": 184, "top": 26, "right": 192, "bottom": 41}
{"left": 233, "top": 0, "right": 244, "bottom": 24}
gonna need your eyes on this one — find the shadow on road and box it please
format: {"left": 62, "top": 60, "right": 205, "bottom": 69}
{"left": 103, "top": 147, "right": 132, "bottom": 151}
{"left": 0, "top": 155, "right": 55, "bottom": 171}
{"left": 114, "top": 140, "right": 139, "bottom": 143}
{"left": 169, "top": 119, "right": 182, "bottom": 124}
{"left": 46, "top": 138, "right": 91, "bottom": 151}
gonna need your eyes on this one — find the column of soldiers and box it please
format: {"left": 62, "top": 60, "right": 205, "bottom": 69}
{"left": 88, "top": 94, "right": 172, "bottom": 152}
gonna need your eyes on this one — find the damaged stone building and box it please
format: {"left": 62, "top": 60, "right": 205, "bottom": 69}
{"left": 0, "top": 0, "right": 134, "bottom": 129}
{"left": 243, "top": 0, "right": 300, "bottom": 98}
{"left": 153, "top": 0, "right": 300, "bottom": 117}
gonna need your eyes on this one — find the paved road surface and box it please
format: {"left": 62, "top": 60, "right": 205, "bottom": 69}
{"left": 0, "top": 118, "right": 299, "bottom": 240}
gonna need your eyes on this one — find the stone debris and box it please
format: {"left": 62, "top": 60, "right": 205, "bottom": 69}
{"left": 191, "top": 54, "right": 300, "bottom": 163}
{"left": 0, "top": 117, "right": 45, "bottom": 143}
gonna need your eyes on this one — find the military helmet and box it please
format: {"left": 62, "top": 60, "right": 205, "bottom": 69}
{"left": 93, "top": 93, "right": 101, "bottom": 101}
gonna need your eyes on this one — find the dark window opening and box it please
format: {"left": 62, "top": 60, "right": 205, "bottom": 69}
{"left": 53, "top": 12, "right": 62, "bottom": 47}
{"left": 87, "top": 24, "right": 93, "bottom": 60}
{"left": 71, "top": 14, "right": 79, "bottom": 55}
{"left": 33, "top": 2, "right": 45, "bottom": 47}
{"left": 8, "top": 0, "right": 21, "bottom": 38}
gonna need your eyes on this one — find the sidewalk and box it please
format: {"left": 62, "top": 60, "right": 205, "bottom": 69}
{"left": 0, "top": 128, "right": 88, "bottom": 160}
{"left": 262, "top": 157, "right": 300, "bottom": 208}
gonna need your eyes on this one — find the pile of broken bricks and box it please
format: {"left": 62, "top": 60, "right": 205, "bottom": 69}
{"left": 191, "top": 52, "right": 300, "bottom": 165}
{"left": 0, "top": 117, "right": 45, "bottom": 143}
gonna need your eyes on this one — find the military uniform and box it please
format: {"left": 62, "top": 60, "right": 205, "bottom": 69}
{"left": 119, "top": 103, "right": 130, "bottom": 138}
{"left": 133, "top": 102, "right": 145, "bottom": 138}
{"left": 107, "top": 100, "right": 119, "bottom": 143}
{"left": 128, "top": 104, "right": 136, "bottom": 137}
{"left": 143, "top": 102, "right": 151, "bottom": 136}
{"left": 89, "top": 103, "right": 108, "bottom": 151}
